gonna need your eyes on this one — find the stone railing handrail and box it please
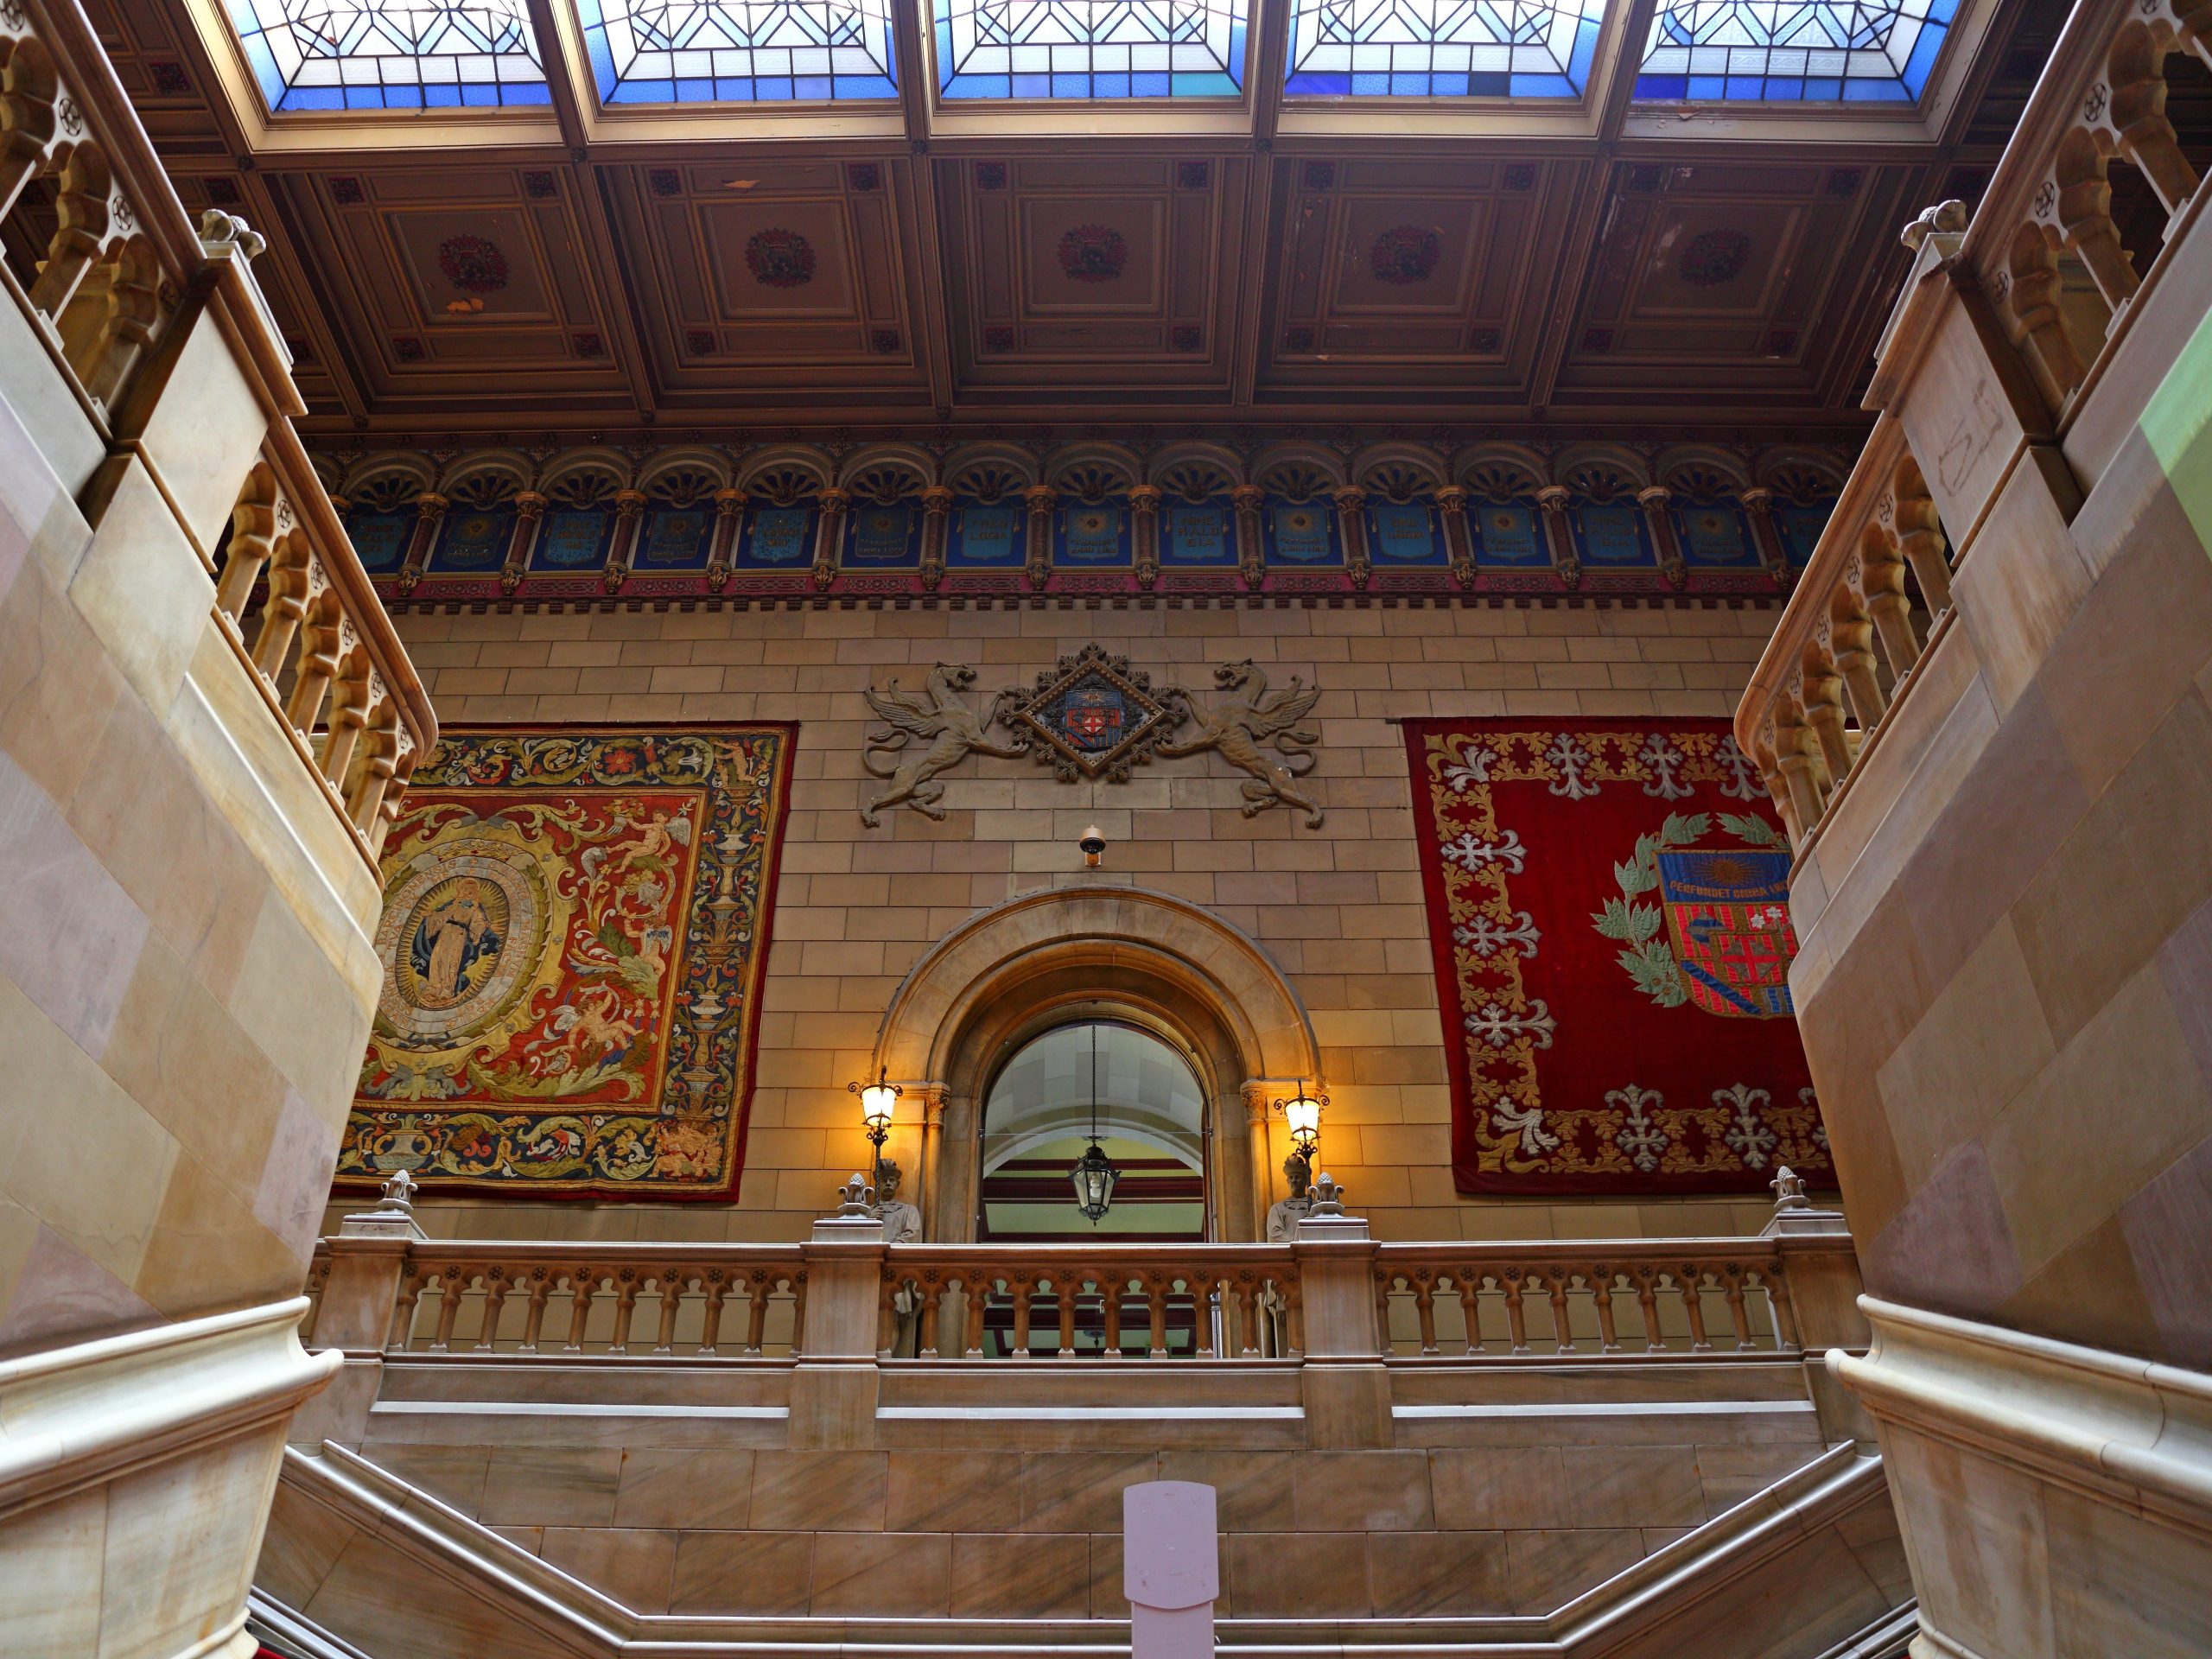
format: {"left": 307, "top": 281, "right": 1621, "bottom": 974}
{"left": 307, "top": 1230, "right": 1857, "bottom": 1367}
{"left": 1736, "top": 0, "right": 2212, "bottom": 852}
{"left": 1, "top": 0, "right": 434, "bottom": 868}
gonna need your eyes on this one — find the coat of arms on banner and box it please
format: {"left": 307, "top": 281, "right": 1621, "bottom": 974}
{"left": 341, "top": 726, "right": 795, "bottom": 1200}
{"left": 1404, "top": 718, "right": 1830, "bottom": 1196}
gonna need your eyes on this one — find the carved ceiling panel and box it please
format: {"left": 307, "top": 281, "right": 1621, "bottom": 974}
{"left": 939, "top": 154, "right": 1240, "bottom": 384}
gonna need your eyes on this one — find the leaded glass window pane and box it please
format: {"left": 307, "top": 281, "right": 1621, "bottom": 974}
{"left": 1285, "top": 0, "right": 1607, "bottom": 99}
{"left": 228, "top": 0, "right": 550, "bottom": 110}
{"left": 935, "top": 1, "right": 1247, "bottom": 99}
{"left": 1635, "top": 0, "right": 1955, "bottom": 102}
{"left": 574, "top": 0, "right": 896, "bottom": 102}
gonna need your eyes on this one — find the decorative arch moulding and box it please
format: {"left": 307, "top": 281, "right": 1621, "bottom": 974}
{"left": 321, "top": 434, "right": 1849, "bottom": 607}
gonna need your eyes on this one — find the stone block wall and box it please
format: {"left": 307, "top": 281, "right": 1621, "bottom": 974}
{"left": 368, "top": 597, "right": 1791, "bottom": 1245}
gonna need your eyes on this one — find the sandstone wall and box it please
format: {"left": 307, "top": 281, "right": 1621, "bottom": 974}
{"left": 366, "top": 596, "right": 1792, "bottom": 1245}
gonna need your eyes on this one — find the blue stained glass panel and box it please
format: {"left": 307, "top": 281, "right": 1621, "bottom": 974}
{"left": 936, "top": 1, "right": 1245, "bottom": 99}
{"left": 573, "top": 0, "right": 895, "bottom": 105}
{"left": 531, "top": 510, "right": 618, "bottom": 569}
{"left": 346, "top": 511, "right": 415, "bottom": 574}
{"left": 1635, "top": 0, "right": 1955, "bottom": 103}
{"left": 951, "top": 502, "right": 1025, "bottom": 565}
{"left": 1160, "top": 499, "right": 1236, "bottom": 565}
{"left": 1470, "top": 500, "right": 1548, "bottom": 567}
{"left": 738, "top": 505, "right": 816, "bottom": 567}
{"left": 227, "top": 0, "right": 550, "bottom": 111}
{"left": 1286, "top": 0, "right": 1607, "bottom": 99}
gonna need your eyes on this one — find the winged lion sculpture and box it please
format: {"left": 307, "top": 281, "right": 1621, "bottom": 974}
{"left": 1159, "top": 660, "right": 1325, "bottom": 828}
{"left": 860, "top": 664, "right": 1027, "bottom": 826}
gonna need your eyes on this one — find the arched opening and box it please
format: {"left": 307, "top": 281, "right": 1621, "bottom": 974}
{"left": 979, "top": 1019, "right": 1209, "bottom": 1242}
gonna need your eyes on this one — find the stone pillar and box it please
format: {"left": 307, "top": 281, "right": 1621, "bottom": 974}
{"left": 811, "top": 486, "right": 849, "bottom": 592}
{"left": 1739, "top": 486, "right": 1792, "bottom": 588}
{"left": 1242, "top": 1080, "right": 1275, "bottom": 1243}
{"left": 1435, "top": 484, "right": 1475, "bottom": 588}
{"left": 1535, "top": 485, "right": 1580, "bottom": 588}
{"left": 1231, "top": 484, "right": 1267, "bottom": 590}
{"left": 1333, "top": 486, "right": 1370, "bottom": 590}
{"left": 396, "top": 490, "right": 447, "bottom": 598}
{"left": 707, "top": 486, "right": 746, "bottom": 591}
{"left": 1638, "top": 484, "right": 1688, "bottom": 589}
{"left": 499, "top": 490, "right": 545, "bottom": 594}
{"left": 1023, "top": 484, "right": 1057, "bottom": 590}
{"left": 790, "top": 1180, "right": 888, "bottom": 1450}
{"left": 1293, "top": 1179, "right": 1392, "bottom": 1448}
{"left": 1760, "top": 1172, "right": 1875, "bottom": 1445}
{"left": 918, "top": 486, "right": 953, "bottom": 591}
{"left": 931, "top": 1090, "right": 979, "bottom": 1241}
{"left": 602, "top": 488, "right": 648, "bottom": 594}
{"left": 914, "top": 1082, "right": 949, "bottom": 1240}
{"left": 287, "top": 1180, "right": 424, "bottom": 1448}
{"left": 1129, "top": 484, "right": 1161, "bottom": 589}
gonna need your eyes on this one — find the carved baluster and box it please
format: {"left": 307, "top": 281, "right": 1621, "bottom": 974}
{"left": 284, "top": 597, "right": 343, "bottom": 741}
{"left": 1546, "top": 1272, "right": 1574, "bottom": 1354}
{"left": 915, "top": 1274, "right": 940, "bottom": 1358}
{"left": 746, "top": 1273, "right": 770, "bottom": 1354}
{"left": 1891, "top": 458, "right": 1953, "bottom": 619}
{"left": 1057, "top": 1275, "right": 1077, "bottom": 1357}
{"left": 654, "top": 1269, "right": 686, "bottom": 1355}
{"left": 1333, "top": 486, "right": 1370, "bottom": 590}
{"left": 77, "top": 238, "right": 159, "bottom": 408}
{"left": 1859, "top": 519, "right": 1918, "bottom": 677}
{"left": 2043, "top": 131, "right": 2140, "bottom": 315}
{"left": 318, "top": 650, "right": 372, "bottom": 791}
{"left": 474, "top": 1270, "right": 510, "bottom": 1351}
{"left": 1634, "top": 1270, "right": 1664, "bottom": 1354}
{"left": 878, "top": 1274, "right": 899, "bottom": 1358}
{"left": 429, "top": 1268, "right": 466, "bottom": 1353}
{"left": 349, "top": 713, "right": 403, "bottom": 836}
{"left": 391, "top": 1269, "right": 434, "bottom": 1352}
{"left": 1103, "top": 1274, "right": 1124, "bottom": 1354}
{"left": 917, "top": 486, "right": 951, "bottom": 593}
{"left": 2102, "top": 35, "right": 2200, "bottom": 219}
{"left": 563, "top": 1269, "right": 597, "bottom": 1352}
{"left": 607, "top": 1268, "right": 640, "bottom": 1355}
{"left": 215, "top": 476, "right": 283, "bottom": 626}
{"left": 1676, "top": 1268, "right": 1713, "bottom": 1353}
{"left": 0, "top": 43, "right": 60, "bottom": 220}
{"left": 1830, "top": 577, "right": 1886, "bottom": 733}
{"left": 1414, "top": 1274, "right": 1440, "bottom": 1357}
{"left": 1722, "top": 1268, "right": 1753, "bottom": 1351}
{"left": 2004, "top": 229, "right": 2088, "bottom": 412}
{"left": 1010, "top": 1269, "right": 1033, "bottom": 1358}
{"left": 518, "top": 1268, "right": 551, "bottom": 1354}
{"left": 964, "top": 1274, "right": 988, "bottom": 1357}
{"left": 1147, "top": 1271, "right": 1170, "bottom": 1356}
{"left": 786, "top": 1273, "right": 806, "bottom": 1357}
{"left": 700, "top": 1270, "right": 728, "bottom": 1356}
{"left": 371, "top": 741, "right": 416, "bottom": 858}
{"left": 1592, "top": 1270, "right": 1621, "bottom": 1355}
{"left": 252, "top": 534, "right": 313, "bottom": 683}
{"left": 1502, "top": 1268, "right": 1532, "bottom": 1355}
{"left": 1774, "top": 696, "right": 1828, "bottom": 833}
{"left": 1456, "top": 1275, "right": 1484, "bottom": 1356}
{"left": 1376, "top": 1273, "right": 1397, "bottom": 1352}
{"left": 29, "top": 141, "right": 112, "bottom": 319}
{"left": 1232, "top": 485, "right": 1267, "bottom": 591}
{"left": 1800, "top": 645, "right": 1853, "bottom": 783}
{"left": 1284, "top": 1282, "right": 1306, "bottom": 1357}
{"left": 1129, "top": 485, "right": 1161, "bottom": 589}
{"left": 1763, "top": 1268, "right": 1802, "bottom": 1353}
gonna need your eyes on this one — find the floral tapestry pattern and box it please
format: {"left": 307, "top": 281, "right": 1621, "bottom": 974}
{"left": 342, "top": 725, "right": 795, "bottom": 1199}
{"left": 1404, "top": 717, "right": 1831, "bottom": 1197}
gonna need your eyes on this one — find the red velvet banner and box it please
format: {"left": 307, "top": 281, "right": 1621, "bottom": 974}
{"left": 1404, "top": 717, "right": 1831, "bottom": 1197}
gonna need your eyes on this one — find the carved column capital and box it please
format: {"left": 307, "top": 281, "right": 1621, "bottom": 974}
{"left": 1022, "top": 485, "right": 1057, "bottom": 590}
{"left": 1534, "top": 486, "right": 1580, "bottom": 589}
{"left": 1230, "top": 486, "right": 1267, "bottom": 590}
{"left": 704, "top": 488, "right": 746, "bottom": 591}
{"left": 1128, "top": 485, "right": 1162, "bottom": 588}
{"left": 1435, "top": 485, "right": 1475, "bottom": 588}
{"left": 604, "top": 489, "right": 649, "bottom": 593}
{"left": 812, "top": 487, "right": 851, "bottom": 592}
{"left": 918, "top": 486, "right": 954, "bottom": 591}
{"left": 501, "top": 493, "right": 547, "bottom": 594}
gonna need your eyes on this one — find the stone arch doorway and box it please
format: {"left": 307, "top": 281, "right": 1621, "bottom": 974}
{"left": 872, "top": 887, "right": 1319, "bottom": 1242}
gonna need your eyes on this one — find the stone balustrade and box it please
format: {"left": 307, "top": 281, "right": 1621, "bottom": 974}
{"left": 0, "top": 0, "right": 434, "bottom": 869}
{"left": 1737, "top": 0, "right": 2212, "bottom": 853}
{"left": 306, "top": 1230, "right": 1855, "bottom": 1369}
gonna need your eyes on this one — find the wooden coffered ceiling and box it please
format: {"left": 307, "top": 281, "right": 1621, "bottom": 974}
{"left": 95, "top": 0, "right": 2068, "bottom": 442}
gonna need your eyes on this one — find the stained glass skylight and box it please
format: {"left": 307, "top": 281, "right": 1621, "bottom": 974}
{"left": 230, "top": 0, "right": 550, "bottom": 109}
{"left": 574, "top": 0, "right": 895, "bottom": 102}
{"left": 1635, "top": 0, "right": 1955, "bottom": 102}
{"left": 1285, "top": 0, "right": 1607, "bottom": 99}
{"left": 935, "top": 1, "right": 1246, "bottom": 99}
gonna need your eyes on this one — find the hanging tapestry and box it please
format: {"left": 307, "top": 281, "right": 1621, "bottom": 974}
{"left": 1404, "top": 717, "right": 1830, "bottom": 1197}
{"left": 340, "top": 725, "right": 795, "bottom": 1200}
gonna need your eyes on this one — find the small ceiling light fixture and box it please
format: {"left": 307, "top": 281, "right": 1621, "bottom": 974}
{"left": 1070, "top": 1023, "right": 1120, "bottom": 1223}
{"left": 1274, "top": 1079, "right": 1327, "bottom": 1160}
{"left": 848, "top": 1067, "right": 901, "bottom": 1183}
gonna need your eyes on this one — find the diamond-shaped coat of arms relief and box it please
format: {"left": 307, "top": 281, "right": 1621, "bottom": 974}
{"left": 1007, "top": 644, "right": 1181, "bottom": 783}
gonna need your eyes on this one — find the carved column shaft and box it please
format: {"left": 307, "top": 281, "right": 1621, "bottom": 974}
{"left": 1738, "top": 486, "right": 1791, "bottom": 587}
{"left": 918, "top": 486, "right": 953, "bottom": 592}
{"left": 501, "top": 491, "right": 545, "bottom": 594}
{"left": 397, "top": 492, "right": 448, "bottom": 598}
{"left": 1536, "top": 486, "right": 1580, "bottom": 588}
{"left": 1023, "top": 485, "right": 1057, "bottom": 591}
{"left": 1435, "top": 485, "right": 1475, "bottom": 588}
{"left": 812, "top": 487, "right": 850, "bottom": 592}
{"left": 604, "top": 489, "right": 648, "bottom": 594}
{"left": 1128, "top": 485, "right": 1161, "bottom": 589}
{"left": 1638, "top": 486, "right": 1687, "bottom": 590}
{"left": 1232, "top": 485, "right": 1266, "bottom": 591}
{"left": 1333, "top": 487, "right": 1370, "bottom": 590}
{"left": 707, "top": 488, "right": 746, "bottom": 591}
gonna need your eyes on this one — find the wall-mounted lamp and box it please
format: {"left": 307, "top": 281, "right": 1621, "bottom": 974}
{"left": 848, "top": 1067, "right": 901, "bottom": 1183}
{"left": 1079, "top": 824, "right": 1106, "bottom": 868}
{"left": 1272, "top": 1081, "right": 1327, "bottom": 1160}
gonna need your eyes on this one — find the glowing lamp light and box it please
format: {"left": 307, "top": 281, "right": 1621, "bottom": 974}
{"left": 1276, "top": 1082, "right": 1327, "bottom": 1159}
{"left": 848, "top": 1068, "right": 901, "bottom": 1182}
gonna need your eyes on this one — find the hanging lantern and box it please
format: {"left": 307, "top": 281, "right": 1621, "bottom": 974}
{"left": 1071, "top": 1140, "right": 1120, "bottom": 1222}
{"left": 1277, "top": 1082, "right": 1325, "bottom": 1159}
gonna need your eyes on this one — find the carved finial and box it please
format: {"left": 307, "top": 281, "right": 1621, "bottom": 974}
{"left": 1898, "top": 199, "right": 1969, "bottom": 252}
{"left": 200, "top": 207, "right": 267, "bottom": 260}
{"left": 379, "top": 1167, "right": 418, "bottom": 1212}
{"left": 1307, "top": 1173, "right": 1346, "bottom": 1217}
{"left": 835, "top": 1173, "right": 876, "bottom": 1216}
{"left": 1770, "top": 1165, "right": 1810, "bottom": 1212}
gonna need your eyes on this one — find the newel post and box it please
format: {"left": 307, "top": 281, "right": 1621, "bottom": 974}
{"left": 790, "top": 1176, "right": 888, "bottom": 1449}
{"left": 1291, "top": 1178, "right": 1393, "bottom": 1448}
{"left": 288, "top": 1173, "right": 423, "bottom": 1447}
{"left": 1762, "top": 1166, "right": 1875, "bottom": 1444}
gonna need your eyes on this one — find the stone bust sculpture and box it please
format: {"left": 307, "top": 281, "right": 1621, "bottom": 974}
{"left": 1265, "top": 1154, "right": 1315, "bottom": 1243}
{"left": 872, "top": 1159, "right": 923, "bottom": 1243}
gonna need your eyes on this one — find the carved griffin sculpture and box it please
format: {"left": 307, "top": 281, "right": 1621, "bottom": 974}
{"left": 860, "top": 664, "right": 1027, "bottom": 826}
{"left": 1160, "top": 661, "right": 1325, "bottom": 828}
